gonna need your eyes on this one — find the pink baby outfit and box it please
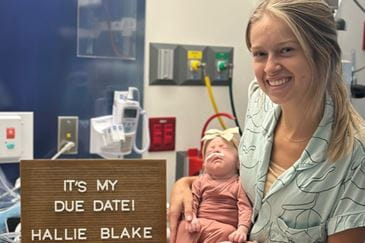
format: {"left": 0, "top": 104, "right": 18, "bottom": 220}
{"left": 176, "top": 174, "right": 252, "bottom": 243}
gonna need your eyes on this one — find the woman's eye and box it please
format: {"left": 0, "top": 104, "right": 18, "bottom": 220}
{"left": 253, "top": 51, "right": 266, "bottom": 57}
{"left": 281, "top": 47, "right": 294, "bottom": 54}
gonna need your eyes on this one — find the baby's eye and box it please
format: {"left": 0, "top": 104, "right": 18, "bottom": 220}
{"left": 205, "top": 150, "right": 215, "bottom": 156}
{"left": 221, "top": 147, "right": 234, "bottom": 151}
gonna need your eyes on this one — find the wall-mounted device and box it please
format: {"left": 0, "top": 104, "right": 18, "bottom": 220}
{"left": 149, "top": 43, "right": 234, "bottom": 86}
{"left": 90, "top": 87, "right": 150, "bottom": 158}
{"left": 0, "top": 112, "right": 33, "bottom": 163}
{"left": 149, "top": 43, "right": 177, "bottom": 85}
{"left": 149, "top": 117, "right": 176, "bottom": 152}
{"left": 57, "top": 116, "right": 78, "bottom": 154}
{"left": 204, "top": 46, "right": 233, "bottom": 85}
{"left": 176, "top": 45, "right": 205, "bottom": 85}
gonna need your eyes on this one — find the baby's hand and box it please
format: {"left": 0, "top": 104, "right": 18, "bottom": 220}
{"left": 228, "top": 225, "right": 249, "bottom": 242}
{"left": 187, "top": 216, "right": 201, "bottom": 233}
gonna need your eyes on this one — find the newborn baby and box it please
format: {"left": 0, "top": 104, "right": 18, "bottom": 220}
{"left": 176, "top": 127, "right": 253, "bottom": 243}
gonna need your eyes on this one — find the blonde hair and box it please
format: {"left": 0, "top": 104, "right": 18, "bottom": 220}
{"left": 245, "top": 0, "right": 365, "bottom": 161}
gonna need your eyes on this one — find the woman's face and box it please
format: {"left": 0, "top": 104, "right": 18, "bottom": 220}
{"left": 249, "top": 14, "right": 312, "bottom": 107}
{"left": 204, "top": 137, "right": 238, "bottom": 179}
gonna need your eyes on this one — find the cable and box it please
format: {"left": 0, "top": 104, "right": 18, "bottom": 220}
{"left": 0, "top": 187, "right": 19, "bottom": 201}
{"left": 0, "top": 171, "right": 19, "bottom": 202}
{"left": 133, "top": 110, "right": 150, "bottom": 154}
{"left": 51, "top": 141, "right": 75, "bottom": 160}
{"left": 227, "top": 64, "right": 242, "bottom": 135}
{"left": 0, "top": 178, "right": 20, "bottom": 202}
{"left": 0, "top": 232, "right": 20, "bottom": 243}
{"left": 354, "top": 0, "right": 365, "bottom": 13}
{"left": 202, "top": 65, "right": 227, "bottom": 130}
{"left": 353, "top": 65, "right": 365, "bottom": 74}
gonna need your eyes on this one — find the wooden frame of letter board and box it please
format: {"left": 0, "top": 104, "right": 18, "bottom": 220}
{"left": 20, "top": 159, "right": 166, "bottom": 243}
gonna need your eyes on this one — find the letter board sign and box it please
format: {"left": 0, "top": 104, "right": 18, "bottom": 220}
{"left": 20, "top": 159, "right": 166, "bottom": 242}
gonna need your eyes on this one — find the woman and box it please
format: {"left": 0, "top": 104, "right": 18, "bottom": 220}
{"left": 169, "top": 0, "right": 365, "bottom": 242}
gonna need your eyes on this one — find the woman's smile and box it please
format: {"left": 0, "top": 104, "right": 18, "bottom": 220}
{"left": 266, "top": 77, "right": 291, "bottom": 87}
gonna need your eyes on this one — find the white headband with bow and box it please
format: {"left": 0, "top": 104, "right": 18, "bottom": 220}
{"left": 201, "top": 127, "right": 239, "bottom": 143}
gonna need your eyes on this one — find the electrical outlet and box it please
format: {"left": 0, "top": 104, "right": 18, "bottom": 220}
{"left": 57, "top": 116, "right": 78, "bottom": 154}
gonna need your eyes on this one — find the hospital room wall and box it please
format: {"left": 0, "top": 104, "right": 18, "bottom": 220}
{"left": 143, "top": 0, "right": 256, "bottom": 197}
{"left": 143, "top": 0, "right": 365, "bottom": 198}
{"left": 337, "top": 0, "right": 365, "bottom": 117}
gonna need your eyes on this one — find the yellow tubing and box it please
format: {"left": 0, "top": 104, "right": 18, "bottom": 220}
{"left": 204, "top": 75, "right": 227, "bottom": 129}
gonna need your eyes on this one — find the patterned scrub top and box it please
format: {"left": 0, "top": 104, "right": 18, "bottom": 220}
{"left": 239, "top": 81, "right": 365, "bottom": 243}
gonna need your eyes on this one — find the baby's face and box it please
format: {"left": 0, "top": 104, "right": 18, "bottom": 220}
{"left": 204, "top": 137, "right": 238, "bottom": 179}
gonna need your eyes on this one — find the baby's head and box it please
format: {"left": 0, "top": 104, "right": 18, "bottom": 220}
{"left": 201, "top": 127, "right": 240, "bottom": 179}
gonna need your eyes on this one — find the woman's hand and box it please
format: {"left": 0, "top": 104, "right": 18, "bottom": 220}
{"left": 168, "top": 176, "right": 196, "bottom": 243}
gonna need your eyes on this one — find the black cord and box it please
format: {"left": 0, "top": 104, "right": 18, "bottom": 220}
{"left": 354, "top": 0, "right": 365, "bottom": 13}
{"left": 353, "top": 65, "right": 365, "bottom": 74}
{"left": 227, "top": 66, "right": 242, "bottom": 135}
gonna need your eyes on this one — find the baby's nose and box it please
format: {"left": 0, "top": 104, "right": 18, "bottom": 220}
{"left": 213, "top": 147, "right": 222, "bottom": 153}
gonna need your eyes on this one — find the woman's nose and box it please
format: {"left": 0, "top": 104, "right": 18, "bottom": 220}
{"left": 264, "top": 55, "right": 281, "bottom": 75}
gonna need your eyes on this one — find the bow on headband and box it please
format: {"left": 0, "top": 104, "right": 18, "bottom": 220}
{"left": 201, "top": 127, "right": 239, "bottom": 142}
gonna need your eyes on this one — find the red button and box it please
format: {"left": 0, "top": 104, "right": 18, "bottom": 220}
{"left": 153, "top": 124, "right": 162, "bottom": 130}
{"left": 164, "top": 135, "right": 173, "bottom": 145}
{"left": 153, "top": 130, "right": 163, "bottom": 136}
{"left": 6, "top": 128, "right": 15, "bottom": 139}
{"left": 152, "top": 136, "right": 162, "bottom": 145}
{"left": 165, "top": 124, "right": 173, "bottom": 130}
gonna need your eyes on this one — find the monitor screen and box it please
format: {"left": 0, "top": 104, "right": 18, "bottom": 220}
{"left": 124, "top": 108, "right": 137, "bottom": 118}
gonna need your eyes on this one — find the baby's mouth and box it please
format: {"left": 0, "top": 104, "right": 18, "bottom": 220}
{"left": 212, "top": 160, "right": 223, "bottom": 165}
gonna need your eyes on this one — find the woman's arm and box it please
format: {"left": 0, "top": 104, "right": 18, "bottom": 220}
{"left": 168, "top": 176, "right": 197, "bottom": 243}
{"left": 327, "top": 227, "right": 365, "bottom": 243}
